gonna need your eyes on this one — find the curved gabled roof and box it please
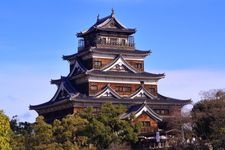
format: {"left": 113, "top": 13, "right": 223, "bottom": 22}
{"left": 120, "top": 103, "right": 162, "bottom": 122}
{"left": 157, "top": 94, "right": 192, "bottom": 105}
{"left": 91, "top": 48, "right": 151, "bottom": 56}
{"left": 128, "top": 85, "right": 157, "bottom": 99}
{"left": 62, "top": 54, "right": 77, "bottom": 61}
{"left": 101, "top": 54, "right": 138, "bottom": 73}
{"left": 30, "top": 77, "right": 80, "bottom": 110}
{"left": 86, "top": 70, "right": 165, "bottom": 80}
{"left": 77, "top": 11, "right": 135, "bottom": 37}
{"left": 62, "top": 48, "right": 151, "bottom": 62}
{"left": 68, "top": 59, "right": 87, "bottom": 77}
{"left": 94, "top": 84, "right": 121, "bottom": 99}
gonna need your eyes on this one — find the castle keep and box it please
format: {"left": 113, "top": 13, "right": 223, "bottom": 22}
{"left": 30, "top": 11, "right": 190, "bottom": 134}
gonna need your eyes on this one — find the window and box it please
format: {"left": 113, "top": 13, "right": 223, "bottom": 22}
{"left": 136, "top": 63, "right": 143, "bottom": 69}
{"left": 123, "top": 87, "right": 131, "bottom": 92}
{"left": 78, "top": 39, "right": 84, "bottom": 47}
{"left": 161, "top": 110, "right": 165, "bottom": 115}
{"left": 128, "top": 36, "right": 134, "bottom": 44}
{"left": 142, "top": 121, "right": 151, "bottom": 127}
{"left": 110, "top": 38, "right": 117, "bottom": 44}
{"left": 115, "top": 86, "right": 123, "bottom": 92}
{"left": 90, "top": 85, "right": 98, "bottom": 91}
{"left": 149, "top": 88, "right": 156, "bottom": 94}
{"left": 115, "top": 86, "right": 131, "bottom": 92}
{"left": 121, "top": 39, "right": 126, "bottom": 45}
{"left": 155, "top": 109, "right": 169, "bottom": 115}
{"left": 101, "top": 38, "right": 106, "bottom": 44}
{"left": 94, "top": 61, "right": 102, "bottom": 69}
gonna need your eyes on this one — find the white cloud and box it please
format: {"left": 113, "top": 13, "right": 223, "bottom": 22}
{"left": 152, "top": 69, "right": 225, "bottom": 103}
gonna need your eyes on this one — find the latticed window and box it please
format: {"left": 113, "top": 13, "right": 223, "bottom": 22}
{"left": 78, "top": 39, "right": 84, "bottom": 48}
{"left": 121, "top": 39, "right": 126, "bottom": 45}
{"left": 90, "top": 85, "right": 98, "bottom": 91}
{"left": 136, "top": 63, "right": 143, "bottom": 69}
{"left": 115, "top": 86, "right": 131, "bottom": 92}
{"left": 155, "top": 109, "right": 169, "bottom": 115}
{"left": 123, "top": 87, "right": 131, "bottom": 92}
{"left": 128, "top": 36, "right": 134, "bottom": 44}
{"left": 101, "top": 38, "right": 106, "bottom": 44}
{"left": 94, "top": 61, "right": 102, "bottom": 69}
{"left": 142, "top": 121, "right": 151, "bottom": 127}
{"left": 149, "top": 88, "right": 156, "bottom": 94}
{"left": 110, "top": 38, "right": 117, "bottom": 44}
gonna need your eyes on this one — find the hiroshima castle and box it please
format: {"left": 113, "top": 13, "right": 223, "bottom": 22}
{"left": 30, "top": 10, "right": 190, "bottom": 136}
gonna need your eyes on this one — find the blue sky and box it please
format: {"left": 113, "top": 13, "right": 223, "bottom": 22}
{"left": 0, "top": 0, "right": 225, "bottom": 122}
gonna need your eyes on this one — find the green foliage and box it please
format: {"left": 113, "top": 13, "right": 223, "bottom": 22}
{"left": 0, "top": 110, "right": 11, "bottom": 150}
{"left": 80, "top": 102, "right": 139, "bottom": 149}
{"left": 29, "top": 116, "right": 57, "bottom": 150}
{"left": 192, "top": 90, "right": 225, "bottom": 149}
{"left": 10, "top": 115, "right": 32, "bottom": 150}
{"left": 52, "top": 114, "right": 88, "bottom": 149}
{"left": 9, "top": 102, "right": 139, "bottom": 150}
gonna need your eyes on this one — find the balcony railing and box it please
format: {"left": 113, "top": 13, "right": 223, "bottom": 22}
{"left": 78, "top": 36, "right": 135, "bottom": 51}
{"left": 97, "top": 41, "right": 135, "bottom": 48}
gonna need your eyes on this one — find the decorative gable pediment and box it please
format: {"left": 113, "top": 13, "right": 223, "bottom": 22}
{"left": 129, "top": 86, "right": 157, "bottom": 99}
{"left": 102, "top": 19, "right": 123, "bottom": 29}
{"left": 110, "top": 64, "right": 131, "bottom": 72}
{"left": 102, "top": 55, "right": 138, "bottom": 73}
{"left": 135, "top": 104, "right": 162, "bottom": 122}
{"left": 96, "top": 12, "right": 126, "bottom": 29}
{"left": 50, "top": 78, "right": 79, "bottom": 102}
{"left": 68, "top": 60, "right": 86, "bottom": 77}
{"left": 120, "top": 103, "right": 162, "bottom": 122}
{"left": 95, "top": 85, "right": 121, "bottom": 99}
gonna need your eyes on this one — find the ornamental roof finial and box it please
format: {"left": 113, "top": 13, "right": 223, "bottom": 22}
{"left": 97, "top": 14, "right": 100, "bottom": 22}
{"left": 111, "top": 8, "right": 115, "bottom": 17}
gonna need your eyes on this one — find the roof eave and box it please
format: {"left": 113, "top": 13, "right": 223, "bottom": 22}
{"left": 88, "top": 73, "right": 165, "bottom": 80}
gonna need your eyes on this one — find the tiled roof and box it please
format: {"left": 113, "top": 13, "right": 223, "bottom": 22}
{"left": 77, "top": 12, "right": 135, "bottom": 37}
{"left": 73, "top": 95, "right": 191, "bottom": 105}
{"left": 94, "top": 84, "right": 121, "bottom": 99}
{"left": 128, "top": 85, "right": 157, "bottom": 99}
{"left": 30, "top": 91, "right": 191, "bottom": 110}
{"left": 30, "top": 77, "right": 80, "bottom": 110}
{"left": 91, "top": 48, "right": 151, "bottom": 56}
{"left": 86, "top": 70, "right": 165, "bottom": 79}
{"left": 62, "top": 48, "right": 150, "bottom": 61}
{"left": 101, "top": 54, "right": 138, "bottom": 73}
{"left": 120, "top": 103, "right": 163, "bottom": 121}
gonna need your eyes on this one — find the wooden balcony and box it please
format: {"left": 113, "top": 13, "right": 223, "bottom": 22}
{"left": 96, "top": 40, "right": 135, "bottom": 50}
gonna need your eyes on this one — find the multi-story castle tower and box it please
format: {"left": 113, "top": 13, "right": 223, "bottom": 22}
{"left": 30, "top": 10, "right": 190, "bottom": 133}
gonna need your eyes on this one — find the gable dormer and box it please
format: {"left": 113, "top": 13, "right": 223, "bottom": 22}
{"left": 50, "top": 77, "right": 79, "bottom": 102}
{"left": 68, "top": 59, "right": 86, "bottom": 77}
{"left": 101, "top": 55, "right": 138, "bottom": 73}
{"left": 94, "top": 84, "right": 121, "bottom": 99}
{"left": 129, "top": 85, "right": 158, "bottom": 99}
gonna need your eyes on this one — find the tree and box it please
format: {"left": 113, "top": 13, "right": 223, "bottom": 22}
{"left": 52, "top": 114, "right": 89, "bottom": 149}
{"left": 0, "top": 110, "right": 11, "bottom": 150}
{"left": 6, "top": 102, "right": 139, "bottom": 149}
{"left": 29, "top": 116, "right": 57, "bottom": 150}
{"left": 192, "top": 89, "right": 225, "bottom": 149}
{"left": 10, "top": 115, "right": 32, "bottom": 150}
{"left": 80, "top": 102, "right": 140, "bottom": 149}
